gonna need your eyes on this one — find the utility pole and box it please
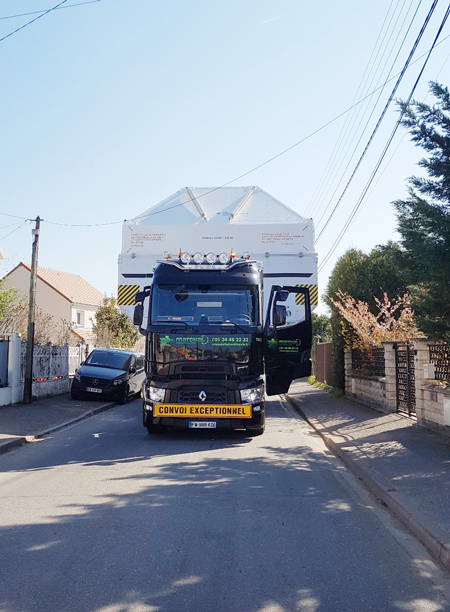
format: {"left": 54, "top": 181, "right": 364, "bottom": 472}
{"left": 23, "top": 216, "right": 40, "bottom": 404}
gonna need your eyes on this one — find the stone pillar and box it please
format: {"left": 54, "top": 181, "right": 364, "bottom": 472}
{"left": 382, "top": 342, "right": 397, "bottom": 412}
{"left": 344, "top": 350, "right": 353, "bottom": 397}
{"left": 411, "top": 337, "right": 431, "bottom": 423}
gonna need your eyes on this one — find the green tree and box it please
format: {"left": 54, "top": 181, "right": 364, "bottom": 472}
{"left": 312, "top": 312, "right": 331, "bottom": 345}
{"left": 394, "top": 81, "right": 450, "bottom": 341}
{"left": 94, "top": 297, "right": 139, "bottom": 350}
{"left": 324, "top": 244, "right": 407, "bottom": 389}
{"left": 0, "top": 280, "right": 17, "bottom": 323}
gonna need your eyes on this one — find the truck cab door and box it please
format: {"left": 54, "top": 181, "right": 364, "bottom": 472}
{"left": 264, "top": 286, "right": 312, "bottom": 396}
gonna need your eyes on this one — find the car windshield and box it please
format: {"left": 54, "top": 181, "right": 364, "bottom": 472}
{"left": 85, "top": 350, "right": 130, "bottom": 370}
{"left": 151, "top": 284, "right": 259, "bottom": 326}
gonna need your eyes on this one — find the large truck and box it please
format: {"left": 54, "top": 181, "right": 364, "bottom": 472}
{"left": 118, "top": 186, "right": 318, "bottom": 435}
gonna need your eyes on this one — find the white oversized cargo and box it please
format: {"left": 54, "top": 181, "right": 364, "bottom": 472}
{"left": 118, "top": 186, "right": 317, "bottom": 323}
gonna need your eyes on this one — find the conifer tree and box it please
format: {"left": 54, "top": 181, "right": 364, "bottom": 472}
{"left": 394, "top": 81, "right": 450, "bottom": 341}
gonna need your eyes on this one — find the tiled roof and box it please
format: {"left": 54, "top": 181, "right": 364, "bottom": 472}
{"left": 21, "top": 263, "right": 105, "bottom": 306}
{"left": 72, "top": 328, "right": 97, "bottom": 342}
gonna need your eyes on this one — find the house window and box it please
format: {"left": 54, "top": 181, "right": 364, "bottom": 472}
{"left": 76, "top": 311, "right": 83, "bottom": 326}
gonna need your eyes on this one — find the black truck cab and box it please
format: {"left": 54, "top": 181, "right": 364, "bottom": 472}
{"left": 134, "top": 252, "right": 312, "bottom": 436}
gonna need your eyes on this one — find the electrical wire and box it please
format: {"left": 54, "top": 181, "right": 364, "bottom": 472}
{"left": 0, "top": 0, "right": 102, "bottom": 21}
{"left": 0, "top": 221, "right": 26, "bottom": 231}
{"left": 0, "top": 212, "right": 31, "bottom": 221}
{"left": 306, "top": 0, "right": 410, "bottom": 218}
{"left": 0, "top": 221, "right": 27, "bottom": 242}
{"left": 314, "top": 0, "right": 423, "bottom": 231}
{"left": 318, "top": 3, "right": 450, "bottom": 273}
{"left": 5, "top": 29, "right": 450, "bottom": 229}
{"left": 316, "top": 0, "right": 439, "bottom": 244}
{"left": 0, "top": 0, "right": 69, "bottom": 44}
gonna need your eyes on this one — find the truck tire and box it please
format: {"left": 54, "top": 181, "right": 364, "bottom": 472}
{"left": 246, "top": 425, "right": 265, "bottom": 437}
{"left": 146, "top": 424, "right": 162, "bottom": 434}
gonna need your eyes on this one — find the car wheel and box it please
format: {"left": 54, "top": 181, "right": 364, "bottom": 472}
{"left": 71, "top": 389, "right": 80, "bottom": 400}
{"left": 118, "top": 385, "right": 129, "bottom": 405}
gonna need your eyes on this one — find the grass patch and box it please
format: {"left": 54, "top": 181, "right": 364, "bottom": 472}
{"left": 307, "top": 375, "right": 344, "bottom": 398}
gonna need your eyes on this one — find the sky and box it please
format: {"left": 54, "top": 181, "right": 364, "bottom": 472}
{"left": 1, "top": 0, "right": 450, "bottom": 314}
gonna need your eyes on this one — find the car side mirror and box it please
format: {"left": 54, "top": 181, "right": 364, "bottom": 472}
{"left": 129, "top": 365, "right": 136, "bottom": 374}
{"left": 274, "top": 304, "right": 287, "bottom": 327}
{"left": 133, "top": 304, "right": 143, "bottom": 326}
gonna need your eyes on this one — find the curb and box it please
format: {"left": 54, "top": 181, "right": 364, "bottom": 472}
{"left": 286, "top": 393, "right": 450, "bottom": 573}
{"left": 0, "top": 401, "right": 117, "bottom": 456}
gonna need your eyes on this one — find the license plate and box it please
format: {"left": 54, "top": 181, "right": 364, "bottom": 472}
{"left": 189, "top": 421, "right": 216, "bottom": 429}
{"left": 86, "top": 387, "right": 102, "bottom": 393}
{"left": 154, "top": 404, "right": 252, "bottom": 418}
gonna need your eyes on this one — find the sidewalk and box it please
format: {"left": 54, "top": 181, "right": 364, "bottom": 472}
{"left": 287, "top": 380, "right": 450, "bottom": 572}
{"left": 0, "top": 394, "right": 117, "bottom": 454}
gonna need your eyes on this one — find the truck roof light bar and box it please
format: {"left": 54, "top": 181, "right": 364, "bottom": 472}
{"left": 193, "top": 252, "right": 204, "bottom": 264}
{"left": 180, "top": 252, "right": 192, "bottom": 264}
{"left": 172, "top": 251, "right": 252, "bottom": 267}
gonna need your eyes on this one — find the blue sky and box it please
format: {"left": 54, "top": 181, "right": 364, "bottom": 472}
{"left": 1, "top": 0, "right": 450, "bottom": 312}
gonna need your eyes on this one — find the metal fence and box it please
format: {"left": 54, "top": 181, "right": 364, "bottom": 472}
{"left": 395, "top": 341, "right": 416, "bottom": 416}
{"left": 351, "top": 347, "right": 386, "bottom": 377}
{"left": 429, "top": 343, "right": 450, "bottom": 383}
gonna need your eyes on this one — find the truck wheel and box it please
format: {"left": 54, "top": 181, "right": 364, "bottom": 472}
{"left": 118, "top": 385, "right": 129, "bottom": 405}
{"left": 147, "top": 424, "right": 161, "bottom": 434}
{"left": 246, "top": 425, "right": 265, "bottom": 437}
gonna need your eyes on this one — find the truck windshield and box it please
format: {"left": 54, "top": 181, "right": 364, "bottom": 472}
{"left": 151, "top": 284, "right": 259, "bottom": 326}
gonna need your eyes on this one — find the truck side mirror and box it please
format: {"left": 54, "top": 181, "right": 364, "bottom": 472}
{"left": 275, "top": 289, "right": 289, "bottom": 302}
{"left": 274, "top": 304, "right": 287, "bottom": 327}
{"left": 133, "top": 304, "right": 144, "bottom": 326}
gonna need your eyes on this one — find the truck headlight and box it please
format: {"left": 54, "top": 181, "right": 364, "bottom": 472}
{"left": 113, "top": 376, "right": 126, "bottom": 386}
{"left": 240, "top": 386, "right": 264, "bottom": 404}
{"left": 148, "top": 386, "right": 166, "bottom": 402}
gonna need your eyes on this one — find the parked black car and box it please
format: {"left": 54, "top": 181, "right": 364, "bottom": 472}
{"left": 71, "top": 348, "right": 145, "bottom": 404}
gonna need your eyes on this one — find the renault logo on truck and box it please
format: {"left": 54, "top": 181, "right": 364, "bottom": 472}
{"left": 199, "top": 391, "right": 207, "bottom": 401}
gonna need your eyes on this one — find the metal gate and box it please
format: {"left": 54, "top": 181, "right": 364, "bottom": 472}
{"left": 394, "top": 342, "right": 416, "bottom": 416}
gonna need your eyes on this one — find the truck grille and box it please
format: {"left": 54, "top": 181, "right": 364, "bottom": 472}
{"left": 173, "top": 363, "right": 232, "bottom": 380}
{"left": 178, "top": 388, "right": 227, "bottom": 403}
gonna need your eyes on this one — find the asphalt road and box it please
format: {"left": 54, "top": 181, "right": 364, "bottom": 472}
{"left": 0, "top": 396, "right": 449, "bottom": 612}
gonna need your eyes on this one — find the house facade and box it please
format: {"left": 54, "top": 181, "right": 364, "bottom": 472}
{"left": 2, "top": 263, "right": 105, "bottom": 346}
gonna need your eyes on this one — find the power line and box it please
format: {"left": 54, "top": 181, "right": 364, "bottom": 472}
{"left": 305, "top": 0, "right": 410, "bottom": 218}
{"left": 316, "top": 0, "right": 439, "bottom": 244}
{"left": 314, "top": 0, "right": 423, "bottom": 231}
{"left": 0, "top": 212, "right": 31, "bottom": 221}
{"left": 0, "top": 0, "right": 102, "bottom": 21}
{"left": 0, "top": 0, "right": 69, "bottom": 44}
{"left": 4, "top": 31, "right": 450, "bottom": 229}
{"left": 0, "top": 221, "right": 28, "bottom": 242}
{"left": 318, "top": 2, "right": 450, "bottom": 274}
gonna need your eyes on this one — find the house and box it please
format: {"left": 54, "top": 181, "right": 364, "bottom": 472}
{"left": 2, "top": 263, "right": 105, "bottom": 346}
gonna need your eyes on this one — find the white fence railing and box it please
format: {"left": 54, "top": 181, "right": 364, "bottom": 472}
{"left": 20, "top": 344, "right": 88, "bottom": 382}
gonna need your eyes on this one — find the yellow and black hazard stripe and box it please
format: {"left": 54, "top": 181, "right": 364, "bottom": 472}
{"left": 295, "top": 284, "right": 318, "bottom": 306}
{"left": 118, "top": 285, "right": 140, "bottom": 306}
